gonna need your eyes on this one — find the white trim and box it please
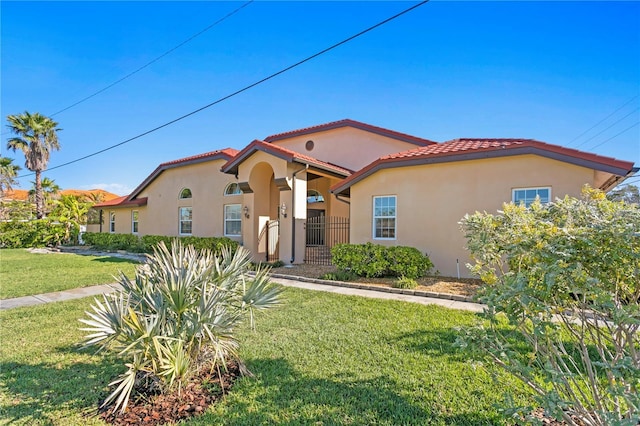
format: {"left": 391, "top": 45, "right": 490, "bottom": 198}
{"left": 179, "top": 206, "right": 192, "bottom": 235}
{"left": 224, "top": 204, "right": 242, "bottom": 236}
{"left": 512, "top": 186, "right": 552, "bottom": 207}
{"left": 109, "top": 211, "right": 116, "bottom": 233}
{"left": 131, "top": 210, "right": 139, "bottom": 234}
{"left": 372, "top": 195, "right": 397, "bottom": 240}
{"left": 224, "top": 182, "right": 242, "bottom": 196}
{"left": 179, "top": 188, "right": 192, "bottom": 199}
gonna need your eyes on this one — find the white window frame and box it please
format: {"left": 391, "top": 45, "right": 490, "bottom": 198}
{"left": 179, "top": 188, "right": 192, "bottom": 199}
{"left": 109, "top": 211, "right": 116, "bottom": 233}
{"left": 179, "top": 207, "right": 192, "bottom": 235}
{"left": 224, "top": 182, "right": 242, "bottom": 196}
{"left": 372, "top": 195, "right": 397, "bottom": 240}
{"left": 512, "top": 187, "right": 551, "bottom": 207}
{"left": 224, "top": 204, "right": 242, "bottom": 236}
{"left": 131, "top": 210, "right": 139, "bottom": 234}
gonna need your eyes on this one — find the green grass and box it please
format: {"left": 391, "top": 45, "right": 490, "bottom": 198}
{"left": 0, "top": 249, "right": 139, "bottom": 299}
{"left": 0, "top": 287, "right": 532, "bottom": 425}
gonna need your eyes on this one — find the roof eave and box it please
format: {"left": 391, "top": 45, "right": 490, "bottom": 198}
{"left": 332, "top": 146, "right": 636, "bottom": 195}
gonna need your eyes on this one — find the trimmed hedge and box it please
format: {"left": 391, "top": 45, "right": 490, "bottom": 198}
{"left": 331, "top": 243, "right": 433, "bottom": 279}
{"left": 82, "top": 232, "right": 239, "bottom": 254}
{"left": 0, "top": 220, "right": 66, "bottom": 248}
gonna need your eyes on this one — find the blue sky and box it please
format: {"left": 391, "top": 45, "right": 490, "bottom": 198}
{"left": 2, "top": 1, "right": 639, "bottom": 195}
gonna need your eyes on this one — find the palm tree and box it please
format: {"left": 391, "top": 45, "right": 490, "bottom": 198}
{"left": 29, "top": 177, "right": 60, "bottom": 213}
{"left": 0, "top": 156, "right": 21, "bottom": 196}
{"left": 6, "top": 111, "right": 61, "bottom": 219}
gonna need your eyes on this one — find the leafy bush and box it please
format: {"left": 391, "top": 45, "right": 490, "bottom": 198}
{"left": 458, "top": 188, "right": 640, "bottom": 425}
{"left": 0, "top": 219, "right": 66, "bottom": 248}
{"left": 320, "top": 270, "right": 357, "bottom": 282}
{"left": 386, "top": 246, "right": 434, "bottom": 279}
{"left": 82, "top": 232, "right": 140, "bottom": 251}
{"left": 331, "top": 243, "right": 432, "bottom": 279}
{"left": 393, "top": 276, "right": 418, "bottom": 289}
{"left": 82, "top": 233, "right": 239, "bottom": 254}
{"left": 79, "top": 240, "right": 282, "bottom": 413}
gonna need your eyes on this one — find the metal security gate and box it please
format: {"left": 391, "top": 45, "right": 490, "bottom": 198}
{"left": 266, "top": 219, "right": 279, "bottom": 262}
{"left": 305, "top": 215, "right": 349, "bottom": 265}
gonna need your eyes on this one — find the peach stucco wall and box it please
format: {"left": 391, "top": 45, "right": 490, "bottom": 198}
{"left": 270, "top": 127, "right": 424, "bottom": 172}
{"left": 105, "top": 159, "right": 242, "bottom": 240}
{"left": 348, "top": 154, "right": 599, "bottom": 278}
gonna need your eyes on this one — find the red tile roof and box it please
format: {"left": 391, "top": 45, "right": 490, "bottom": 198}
{"left": 94, "top": 196, "right": 148, "bottom": 208}
{"left": 222, "top": 139, "right": 353, "bottom": 177}
{"left": 332, "top": 138, "right": 636, "bottom": 195}
{"left": 2, "top": 188, "right": 121, "bottom": 202}
{"left": 159, "top": 148, "right": 239, "bottom": 167}
{"left": 264, "top": 118, "right": 437, "bottom": 147}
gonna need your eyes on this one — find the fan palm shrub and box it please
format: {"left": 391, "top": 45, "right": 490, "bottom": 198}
{"left": 80, "top": 240, "right": 282, "bottom": 413}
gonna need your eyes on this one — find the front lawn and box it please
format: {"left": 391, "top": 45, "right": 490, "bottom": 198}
{"left": 0, "top": 287, "right": 531, "bottom": 425}
{"left": 0, "top": 249, "right": 139, "bottom": 299}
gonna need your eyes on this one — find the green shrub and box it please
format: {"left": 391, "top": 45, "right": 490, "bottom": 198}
{"left": 331, "top": 242, "right": 388, "bottom": 277}
{"left": 320, "top": 270, "right": 357, "bottom": 282}
{"left": 0, "top": 220, "right": 66, "bottom": 248}
{"left": 393, "top": 276, "right": 418, "bottom": 289}
{"left": 81, "top": 232, "right": 139, "bottom": 250}
{"left": 459, "top": 188, "right": 640, "bottom": 424}
{"left": 83, "top": 233, "right": 239, "bottom": 255}
{"left": 386, "top": 246, "right": 433, "bottom": 279}
{"left": 331, "top": 243, "right": 432, "bottom": 279}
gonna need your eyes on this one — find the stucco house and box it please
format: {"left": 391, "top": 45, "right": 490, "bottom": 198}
{"left": 92, "top": 119, "right": 637, "bottom": 277}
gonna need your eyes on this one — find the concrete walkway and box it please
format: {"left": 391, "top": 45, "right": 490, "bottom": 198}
{"left": 0, "top": 276, "right": 485, "bottom": 313}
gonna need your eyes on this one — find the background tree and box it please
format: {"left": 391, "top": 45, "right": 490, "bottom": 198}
{"left": 29, "top": 176, "right": 60, "bottom": 215}
{"left": 0, "top": 156, "right": 21, "bottom": 196}
{"left": 49, "top": 194, "right": 90, "bottom": 244}
{"left": 607, "top": 183, "right": 639, "bottom": 204}
{"left": 459, "top": 187, "right": 639, "bottom": 425}
{"left": 6, "top": 111, "right": 61, "bottom": 219}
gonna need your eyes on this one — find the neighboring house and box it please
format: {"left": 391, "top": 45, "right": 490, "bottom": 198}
{"left": 1, "top": 188, "right": 121, "bottom": 203}
{"left": 92, "top": 119, "right": 637, "bottom": 277}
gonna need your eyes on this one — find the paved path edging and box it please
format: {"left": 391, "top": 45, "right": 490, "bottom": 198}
{"left": 1, "top": 275, "right": 484, "bottom": 313}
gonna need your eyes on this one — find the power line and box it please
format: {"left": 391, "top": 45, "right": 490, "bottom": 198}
{"left": 1, "top": 1, "right": 254, "bottom": 136}
{"left": 17, "top": 1, "right": 430, "bottom": 178}
{"left": 587, "top": 121, "right": 639, "bottom": 151}
{"left": 574, "top": 107, "right": 639, "bottom": 149}
{"left": 49, "top": 0, "right": 254, "bottom": 118}
{"left": 568, "top": 94, "right": 638, "bottom": 146}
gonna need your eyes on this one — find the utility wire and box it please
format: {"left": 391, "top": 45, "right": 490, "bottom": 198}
{"left": 50, "top": 0, "right": 254, "bottom": 117}
{"left": 574, "top": 107, "right": 639, "bottom": 149}
{"left": 2, "top": 1, "right": 253, "bottom": 136}
{"left": 568, "top": 94, "right": 638, "bottom": 146}
{"left": 18, "top": 1, "right": 429, "bottom": 178}
{"left": 587, "top": 121, "right": 639, "bottom": 151}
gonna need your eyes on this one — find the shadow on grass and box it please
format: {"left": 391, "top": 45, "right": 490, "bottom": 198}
{"left": 192, "top": 358, "right": 503, "bottom": 426}
{"left": 90, "top": 256, "right": 141, "bottom": 265}
{"left": 0, "top": 346, "right": 120, "bottom": 424}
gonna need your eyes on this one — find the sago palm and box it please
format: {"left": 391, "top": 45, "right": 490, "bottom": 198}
{"left": 6, "top": 111, "right": 61, "bottom": 219}
{"left": 80, "top": 240, "right": 282, "bottom": 413}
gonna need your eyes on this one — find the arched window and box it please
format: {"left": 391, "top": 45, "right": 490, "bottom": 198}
{"left": 307, "top": 189, "right": 324, "bottom": 203}
{"left": 179, "top": 188, "right": 192, "bottom": 199}
{"left": 224, "top": 182, "right": 242, "bottom": 196}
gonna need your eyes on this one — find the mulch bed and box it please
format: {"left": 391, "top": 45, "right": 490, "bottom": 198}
{"left": 97, "top": 362, "right": 241, "bottom": 426}
{"left": 270, "top": 264, "right": 482, "bottom": 297}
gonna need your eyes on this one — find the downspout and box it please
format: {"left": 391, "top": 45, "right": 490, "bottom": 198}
{"left": 290, "top": 164, "right": 309, "bottom": 263}
{"left": 99, "top": 209, "right": 103, "bottom": 233}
